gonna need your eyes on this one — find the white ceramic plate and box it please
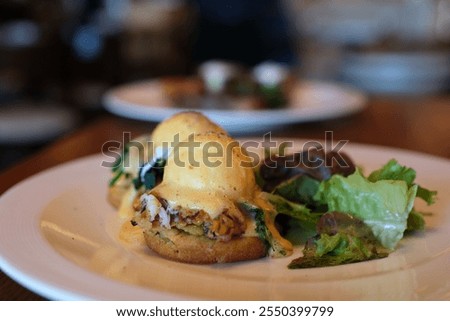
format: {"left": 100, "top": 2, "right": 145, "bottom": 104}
{"left": 0, "top": 141, "right": 449, "bottom": 300}
{"left": 102, "top": 80, "right": 367, "bottom": 134}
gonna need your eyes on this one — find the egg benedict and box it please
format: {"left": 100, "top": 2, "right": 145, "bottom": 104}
{"left": 112, "top": 111, "right": 294, "bottom": 264}
{"left": 108, "top": 111, "right": 226, "bottom": 208}
{"left": 132, "top": 132, "right": 270, "bottom": 263}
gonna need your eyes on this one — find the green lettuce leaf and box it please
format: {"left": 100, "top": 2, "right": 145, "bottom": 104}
{"left": 406, "top": 208, "right": 426, "bottom": 232}
{"left": 314, "top": 170, "right": 417, "bottom": 249}
{"left": 368, "top": 159, "right": 416, "bottom": 184}
{"left": 288, "top": 212, "right": 389, "bottom": 269}
{"left": 368, "top": 159, "right": 437, "bottom": 205}
{"left": 416, "top": 186, "right": 437, "bottom": 205}
{"left": 262, "top": 193, "right": 322, "bottom": 245}
{"left": 273, "top": 175, "right": 321, "bottom": 206}
{"left": 263, "top": 193, "right": 321, "bottom": 228}
{"left": 288, "top": 232, "right": 388, "bottom": 269}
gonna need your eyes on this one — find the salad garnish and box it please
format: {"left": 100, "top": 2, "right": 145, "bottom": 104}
{"left": 257, "top": 150, "right": 437, "bottom": 268}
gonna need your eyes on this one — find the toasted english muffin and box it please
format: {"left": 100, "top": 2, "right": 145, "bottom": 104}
{"left": 143, "top": 223, "right": 266, "bottom": 264}
{"left": 132, "top": 131, "right": 272, "bottom": 263}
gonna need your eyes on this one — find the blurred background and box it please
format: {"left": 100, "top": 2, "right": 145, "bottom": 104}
{"left": 0, "top": 0, "right": 449, "bottom": 170}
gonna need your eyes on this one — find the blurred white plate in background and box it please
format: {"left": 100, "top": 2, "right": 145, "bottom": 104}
{"left": 102, "top": 80, "right": 367, "bottom": 134}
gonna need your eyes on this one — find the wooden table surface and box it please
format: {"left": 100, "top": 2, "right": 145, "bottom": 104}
{"left": 0, "top": 94, "right": 449, "bottom": 300}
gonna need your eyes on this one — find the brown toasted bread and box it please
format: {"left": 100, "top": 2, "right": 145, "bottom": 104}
{"left": 143, "top": 224, "right": 267, "bottom": 264}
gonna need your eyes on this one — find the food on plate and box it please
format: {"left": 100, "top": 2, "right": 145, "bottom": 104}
{"left": 108, "top": 133, "right": 152, "bottom": 208}
{"left": 257, "top": 153, "right": 437, "bottom": 268}
{"left": 151, "top": 109, "right": 225, "bottom": 149}
{"left": 160, "top": 77, "right": 205, "bottom": 108}
{"left": 108, "top": 111, "right": 225, "bottom": 208}
{"left": 110, "top": 112, "right": 291, "bottom": 263}
{"left": 133, "top": 132, "right": 269, "bottom": 263}
{"left": 109, "top": 111, "right": 437, "bottom": 267}
{"left": 156, "top": 61, "right": 294, "bottom": 110}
